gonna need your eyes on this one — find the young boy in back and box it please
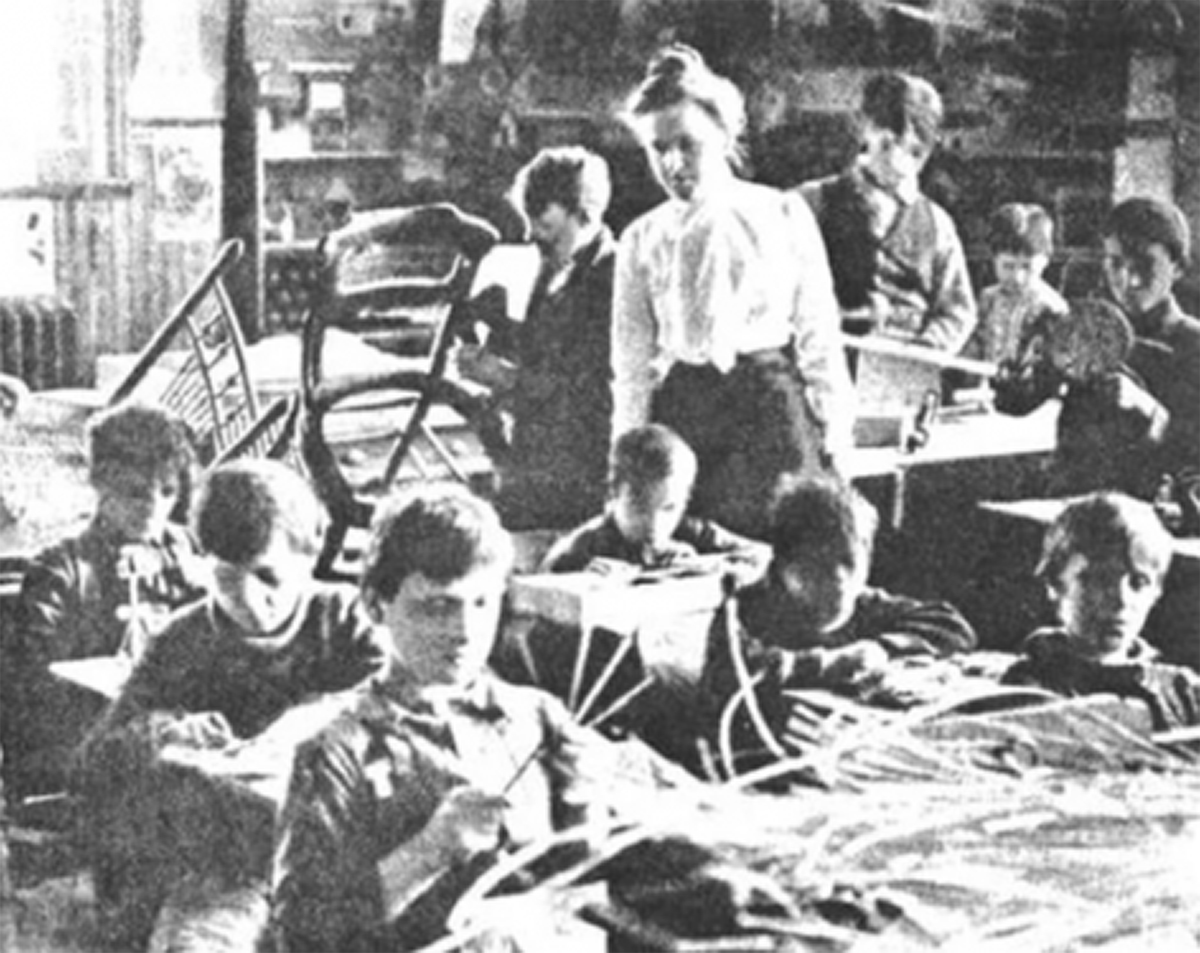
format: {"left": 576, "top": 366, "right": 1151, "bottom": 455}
{"left": 1101, "top": 197, "right": 1200, "bottom": 486}
{"left": 77, "top": 459, "right": 384, "bottom": 952}
{"left": 965, "top": 202, "right": 1067, "bottom": 367}
{"left": 1003, "top": 492, "right": 1199, "bottom": 731}
{"left": 513, "top": 425, "right": 764, "bottom": 765}
{"left": 994, "top": 197, "right": 1197, "bottom": 498}
{"left": 541, "top": 424, "right": 768, "bottom": 580}
{"left": 4, "top": 402, "right": 205, "bottom": 807}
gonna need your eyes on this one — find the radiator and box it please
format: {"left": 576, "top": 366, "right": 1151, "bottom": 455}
{"left": 0, "top": 296, "right": 81, "bottom": 390}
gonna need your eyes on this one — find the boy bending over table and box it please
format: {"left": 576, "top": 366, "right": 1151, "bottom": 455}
{"left": 541, "top": 423, "right": 767, "bottom": 579}
{"left": 511, "top": 424, "right": 767, "bottom": 759}
{"left": 702, "top": 476, "right": 977, "bottom": 765}
{"left": 77, "top": 459, "right": 383, "bottom": 952}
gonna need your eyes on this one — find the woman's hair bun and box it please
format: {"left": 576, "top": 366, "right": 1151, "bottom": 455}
{"left": 625, "top": 41, "right": 746, "bottom": 149}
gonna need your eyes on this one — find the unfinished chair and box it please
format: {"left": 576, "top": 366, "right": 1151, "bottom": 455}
{"left": 299, "top": 203, "right": 509, "bottom": 576}
{"left": 107, "top": 240, "right": 295, "bottom": 468}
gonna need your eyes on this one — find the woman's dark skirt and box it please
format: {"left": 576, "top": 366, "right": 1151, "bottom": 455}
{"left": 651, "top": 347, "right": 827, "bottom": 538}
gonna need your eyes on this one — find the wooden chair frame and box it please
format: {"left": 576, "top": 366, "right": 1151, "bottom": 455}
{"left": 298, "top": 203, "right": 509, "bottom": 575}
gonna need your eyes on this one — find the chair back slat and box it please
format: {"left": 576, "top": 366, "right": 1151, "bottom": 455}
{"left": 105, "top": 239, "right": 286, "bottom": 467}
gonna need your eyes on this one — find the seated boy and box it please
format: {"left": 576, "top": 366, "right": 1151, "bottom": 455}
{"left": 1002, "top": 492, "right": 1199, "bottom": 731}
{"left": 1103, "top": 198, "right": 1199, "bottom": 484}
{"left": 994, "top": 197, "right": 1198, "bottom": 499}
{"left": 540, "top": 424, "right": 768, "bottom": 580}
{"left": 3, "top": 402, "right": 205, "bottom": 807}
{"left": 994, "top": 296, "right": 1168, "bottom": 497}
{"left": 272, "top": 483, "right": 615, "bottom": 953}
{"left": 704, "top": 476, "right": 976, "bottom": 736}
{"left": 963, "top": 202, "right": 1067, "bottom": 368}
{"left": 76, "top": 459, "right": 384, "bottom": 952}
{"left": 499, "top": 426, "right": 765, "bottom": 762}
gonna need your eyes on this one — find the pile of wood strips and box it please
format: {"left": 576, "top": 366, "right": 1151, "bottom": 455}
{"left": 448, "top": 696, "right": 1200, "bottom": 952}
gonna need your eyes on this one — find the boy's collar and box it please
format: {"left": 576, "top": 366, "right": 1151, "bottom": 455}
{"left": 1030, "top": 627, "right": 1158, "bottom": 665}
{"left": 376, "top": 664, "right": 503, "bottom": 720}
{"left": 854, "top": 160, "right": 919, "bottom": 206}
{"left": 1129, "top": 295, "right": 1181, "bottom": 338}
{"left": 88, "top": 514, "right": 171, "bottom": 550}
{"left": 208, "top": 592, "right": 309, "bottom": 648}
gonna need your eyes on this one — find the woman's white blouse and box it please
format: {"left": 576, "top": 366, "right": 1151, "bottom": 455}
{"left": 613, "top": 178, "right": 855, "bottom": 456}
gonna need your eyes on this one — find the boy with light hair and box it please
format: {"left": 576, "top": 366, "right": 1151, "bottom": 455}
{"left": 1003, "top": 492, "right": 1199, "bottom": 731}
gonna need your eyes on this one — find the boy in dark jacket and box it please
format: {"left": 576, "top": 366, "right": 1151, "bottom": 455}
{"left": 458, "top": 146, "right": 618, "bottom": 530}
{"left": 1102, "top": 197, "right": 1200, "bottom": 489}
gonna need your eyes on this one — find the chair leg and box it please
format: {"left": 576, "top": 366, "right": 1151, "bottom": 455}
{"left": 315, "top": 521, "right": 349, "bottom": 581}
{"left": 0, "top": 810, "right": 17, "bottom": 952}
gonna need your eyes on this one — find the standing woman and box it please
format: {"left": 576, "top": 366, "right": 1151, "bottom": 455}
{"left": 613, "top": 45, "right": 854, "bottom": 538}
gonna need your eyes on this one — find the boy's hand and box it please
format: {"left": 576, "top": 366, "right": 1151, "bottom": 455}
{"left": 722, "top": 554, "right": 769, "bottom": 590}
{"left": 157, "top": 711, "right": 236, "bottom": 750}
{"left": 1099, "top": 373, "right": 1169, "bottom": 440}
{"left": 820, "top": 642, "right": 889, "bottom": 687}
{"left": 421, "top": 786, "right": 507, "bottom": 865}
{"left": 585, "top": 557, "right": 640, "bottom": 579}
{"left": 645, "top": 542, "right": 702, "bottom": 570}
{"left": 376, "top": 785, "right": 507, "bottom": 921}
{"left": 454, "top": 343, "right": 518, "bottom": 393}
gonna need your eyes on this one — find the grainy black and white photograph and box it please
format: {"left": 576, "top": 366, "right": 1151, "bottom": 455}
{"left": 1, "top": 1, "right": 1199, "bottom": 950}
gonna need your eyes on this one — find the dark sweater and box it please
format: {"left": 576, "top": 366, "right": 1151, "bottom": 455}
{"left": 4, "top": 519, "right": 205, "bottom": 799}
{"left": 701, "top": 579, "right": 976, "bottom": 732}
{"left": 1127, "top": 297, "right": 1200, "bottom": 481}
{"left": 496, "top": 229, "right": 617, "bottom": 528}
{"left": 1002, "top": 628, "right": 1200, "bottom": 731}
{"left": 92, "top": 582, "right": 384, "bottom": 744}
{"left": 740, "top": 581, "right": 977, "bottom": 661}
{"left": 993, "top": 295, "right": 1200, "bottom": 496}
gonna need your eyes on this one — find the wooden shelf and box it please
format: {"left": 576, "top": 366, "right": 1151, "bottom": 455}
{"left": 0, "top": 180, "right": 135, "bottom": 201}
{"left": 953, "top": 150, "right": 1110, "bottom": 164}
{"left": 264, "top": 152, "right": 402, "bottom": 168}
